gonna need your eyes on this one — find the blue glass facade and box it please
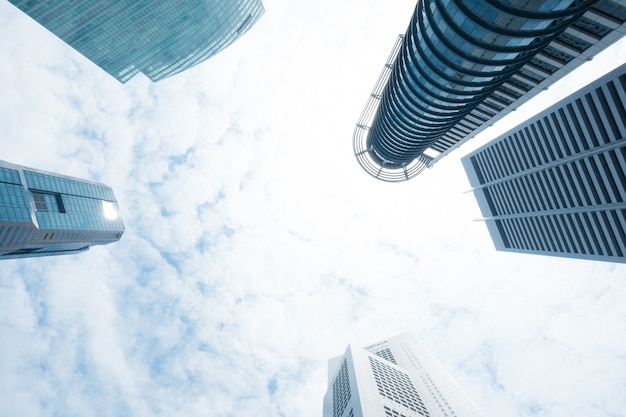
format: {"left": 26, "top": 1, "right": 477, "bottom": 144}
{"left": 354, "top": 0, "right": 626, "bottom": 181}
{"left": 0, "top": 160, "right": 124, "bottom": 259}
{"left": 9, "top": 0, "right": 264, "bottom": 83}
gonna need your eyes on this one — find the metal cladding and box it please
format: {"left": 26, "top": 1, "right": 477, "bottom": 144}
{"left": 461, "top": 63, "right": 626, "bottom": 263}
{"left": 355, "top": 0, "right": 610, "bottom": 181}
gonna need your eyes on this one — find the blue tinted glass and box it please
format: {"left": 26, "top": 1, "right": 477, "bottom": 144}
{"left": 0, "top": 161, "right": 124, "bottom": 259}
{"left": 9, "top": 0, "right": 264, "bottom": 83}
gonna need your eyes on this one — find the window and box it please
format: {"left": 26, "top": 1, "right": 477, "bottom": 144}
{"left": 332, "top": 360, "right": 351, "bottom": 417}
{"left": 102, "top": 200, "right": 119, "bottom": 219}
{"left": 31, "top": 191, "right": 65, "bottom": 213}
{"left": 32, "top": 193, "right": 48, "bottom": 212}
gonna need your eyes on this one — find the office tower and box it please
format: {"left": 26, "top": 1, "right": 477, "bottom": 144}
{"left": 0, "top": 160, "right": 124, "bottom": 259}
{"left": 8, "top": 0, "right": 264, "bottom": 83}
{"left": 323, "top": 333, "right": 483, "bottom": 417}
{"left": 462, "top": 63, "right": 626, "bottom": 263}
{"left": 354, "top": 0, "right": 626, "bottom": 181}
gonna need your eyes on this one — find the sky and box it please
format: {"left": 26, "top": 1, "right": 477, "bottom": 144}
{"left": 1, "top": 1, "right": 625, "bottom": 417}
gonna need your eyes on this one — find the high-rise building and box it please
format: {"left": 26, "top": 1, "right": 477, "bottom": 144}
{"left": 462, "top": 63, "right": 626, "bottom": 263}
{"left": 323, "top": 333, "right": 483, "bottom": 417}
{"left": 8, "top": 0, "right": 264, "bottom": 83}
{"left": 354, "top": 0, "right": 626, "bottom": 181}
{"left": 0, "top": 160, "right": 124, "bottom": 259}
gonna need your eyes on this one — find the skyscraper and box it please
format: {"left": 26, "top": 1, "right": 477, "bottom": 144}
{"left": 8, "top": 0, "right": 264, "bottom": 83}
{"left": 462, "top": 63, "right": 626, "bottom": 263}
{"left": 0, "top": 160, "right": 124, "bottom": 260}
{"left": 323, "top": 333, "right": 483, "bottom": 417}
{"left": 354, "top": 0, "right": 626, "bottom": 181}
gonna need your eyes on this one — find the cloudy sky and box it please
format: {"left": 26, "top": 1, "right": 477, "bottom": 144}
{"left": 1, "top": 1, "right": 626, "bottom": 417}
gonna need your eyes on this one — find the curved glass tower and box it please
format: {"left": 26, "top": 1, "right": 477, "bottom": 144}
{"left": 354, "top": 0, "right": 626, "bottom": 181}
{"left": 9, "top": 0, "right": 264, "bottom": 83}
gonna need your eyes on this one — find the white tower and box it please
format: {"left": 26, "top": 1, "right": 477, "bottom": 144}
{"left": 323, "top": 333, "right": 483, "bottom": 417}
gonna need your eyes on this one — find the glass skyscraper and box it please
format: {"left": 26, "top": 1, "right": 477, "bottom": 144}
{"left": 462, "top": 63, "right": 626, "bottom": 263}
{"left": 0, "top": 160, "right": 124, "bottom": 260}
{"left": 8, "top": 0, "right": 264, "bottom": 83}
{"left": 323, "top": 333, "right": 483, "bottom": 417}
{"left": 354, "top": 0, "right": 626, "bottom": 181}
